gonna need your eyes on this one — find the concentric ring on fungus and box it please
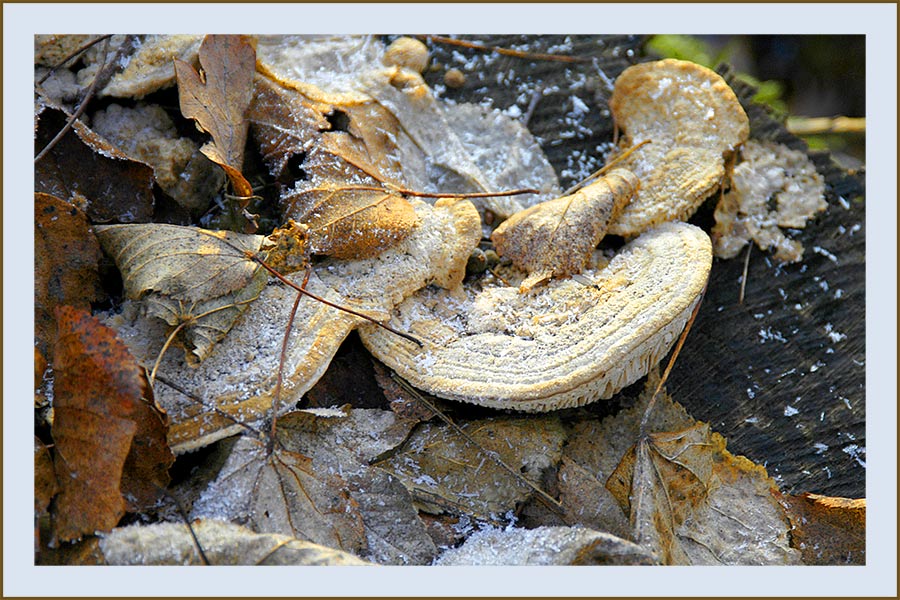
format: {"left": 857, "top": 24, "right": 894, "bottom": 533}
{"left": 358, "top": 221, "right": 712, "bottom": 412}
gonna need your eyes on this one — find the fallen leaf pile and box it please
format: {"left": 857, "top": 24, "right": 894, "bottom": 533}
{"left": 33, "top": 34, "right": 864, "bottom": 569}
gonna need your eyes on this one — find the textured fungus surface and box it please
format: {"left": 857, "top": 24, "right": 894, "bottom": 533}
{"left": 606, "top": 59, "right": 750, "bottom": 237}
{"left": 360, "top": 221, "right": 712, "bottom": 411}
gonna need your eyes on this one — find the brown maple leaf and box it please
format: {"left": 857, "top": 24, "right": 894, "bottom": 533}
{"left": 174, "top": 35, "right": 256, "bottom": 200}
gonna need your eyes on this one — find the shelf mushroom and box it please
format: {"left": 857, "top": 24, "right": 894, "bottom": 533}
{"left": 359, "top": 220, "right": 712, "bottom": 411}
{"left": 605, "top": 58, "right": 750, "bottom": 237}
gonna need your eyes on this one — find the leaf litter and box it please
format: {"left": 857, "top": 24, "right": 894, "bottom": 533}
{"left": 33, "top": 34, "right": 864, "bottom": 568}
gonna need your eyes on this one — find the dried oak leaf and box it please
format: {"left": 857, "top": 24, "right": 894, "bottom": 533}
{"left": 435, "top": 526, "right": 657, "bottom": 566}
{"left": 34, "top": 193, "right": 104, "bottom": 359}
{"left": 712, "top": 139, "right": 827, "bottom": 262}
{"left": 174, "top": 34, "right": 256, "bottom": 198}
{"left": 108, "top": 197, "right": 480, "bottom": 453}
{"left": 374, "top": 415, "right": 566, "bottom": 519}
{"left": 777, "top": 492, "right": 865, "bottom": 565}
{"left": 606, "top": 59, "right": 749, "bottom": 237}
{"left": 491, "top": 168, "right": 639, "bottom": 291}
{"left": 601, "top": 385, "right": 800, "bottom": 565}
{"left": 249, "top": 70, "right": 419, "bottom": 259}
{"left": 51, "top": 306, "right": 173, "bottom": 544}
{"left": 360, "top": 221, "right": 712, "bottom": 411}
{"left": 95, "top": 221, "right": 307, "bottom": 365}
{"left": 98, "top": 520, "right": 372, "bottom": 565}
{"left": 35, "top": 100, "right": 155, "bottom": 223}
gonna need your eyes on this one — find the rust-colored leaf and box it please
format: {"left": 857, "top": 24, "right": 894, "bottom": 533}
{"left": 174, "top": 34, "right": 256, "bottom": 198}
{"left": 34, "top": 102, "right": 155, "bottom": 223}
{"left": 284, "top": 143, "right": 420, "bottom": 259}
{"left": 34, "top": 193, "right": 104, "bottom": 359}
{"left": 51, "top": 306, "right": 173, "bottom": 543}
{"left": 778, "top": 492, "right": 866, "bottom": 565}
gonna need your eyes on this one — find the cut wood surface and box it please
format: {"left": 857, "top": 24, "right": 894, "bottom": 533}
{"left": 421, "top": 35, "right": 865, "bottom": 498}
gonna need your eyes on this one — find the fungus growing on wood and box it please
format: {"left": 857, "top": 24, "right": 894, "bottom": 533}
{"left": 606, "top": 59, "right": 750, "bottom": 237}
{"left": 359, "top": 221, "right": 713, "bottom": 412}
{"left": 712, "top": 140, "right": 827, "bottom": 262}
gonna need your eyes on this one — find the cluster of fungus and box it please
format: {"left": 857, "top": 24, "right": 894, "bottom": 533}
{"left": 360, "top": 58, "right": 763, "bottom": 411}
{"left": 93, "top": 39, "right": 827, "bottom": 437}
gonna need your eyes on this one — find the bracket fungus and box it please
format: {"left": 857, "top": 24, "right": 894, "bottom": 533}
{"left": 712, "top": 139, "right": 827, "bottom": 262}
{"left": 359, "top": 221, "right": 712, "bottom": 412}
{"left": 605, "top": 59, "right": 750, "bottom": 237}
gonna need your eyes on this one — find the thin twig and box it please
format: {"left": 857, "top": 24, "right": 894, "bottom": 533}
{"left": 37, "top": 34, "right": 113, "bottom": 85}
{"left": 421, "top": 35, "right": 587, "bottom": 64}
{"left": 739, "top": 242, "right": 752, "bottom": 305}
{"left": 157, "top": 485, "right": 209, "bottom": 566}
{"left": 34, "top": 36, "right": 110, "bottom": 163}
{"left": 639, "top": 284, "right": 707, "bottom": 436}
{"left": 152, "top": 373, "right": 265, "bottom": 440}
{"left": 391, "top": 373, "right": 565, "bottom": 514}
{"left": 521, "top": 86, "right": 543, "bottom": 128}
{"left": 268, "top": 273, "right": 308, "bottom": 454}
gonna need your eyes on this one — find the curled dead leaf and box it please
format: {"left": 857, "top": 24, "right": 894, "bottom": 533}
{"left": 98, "top": 520, "right": 372, "bottom": 565}
{"left": 606, "top": 59, "right": 749, "bottom": 236}
{"left": 95, "top": 223, "right": 268, "bottom": 365}
{"left": 435, "top": 526, "right": 657, "bottom": 566}
{"left": 491, "top": 168, "right": 639, "bottom": 290}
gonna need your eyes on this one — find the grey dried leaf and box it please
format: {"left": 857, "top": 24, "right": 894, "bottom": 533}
{"left": 374, "top": 415, "right": 566, "bottom": 519}
{"left": 191, "top": 437, "right": 367, "bottom": 555}
{"left": 98, "top": 520, "right": 371, "bottom": 565}
{"left": 435, "top": 525, "right": 657, "bottom": 566}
